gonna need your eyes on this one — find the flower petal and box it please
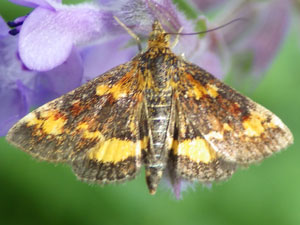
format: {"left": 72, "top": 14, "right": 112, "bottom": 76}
{"left": 197, "top": 50, "right": 224, "bottom": 79}
{"left": 0, "top": 81, "right": 29, "bottom": 136}
{"left": 30, "top": 47, "right": 84, "bottom": 106}
{"left": 80, "top": 35, "right": 136, "bottom": 82}
{"left": 221, "top": 0, "right": 290, "bottom": 82}
{"left": 189, "top": 0, "right": 226, "bottom": 11}
{"left": 0, "top": 17, "right": 10, "bottom": 37}
{"left": 8, "top": 0, "right": 57, "bottom": 9}
{"left": 145, "top": 0, "right": 181, "bottom": 32}
{"left": 163, "top": 172, "right": 195, "bottom": 200}
{"left": 19, "top": 4, "right": 104, "bottom": 71}
{"left": 0, "top": 30, "right": 35, "bottom": 86}
{"left": 249, "top": 0, "right": 290, "bottom": 76}
{"left": 97, "top": 0, "right": 183, "bottom": 34}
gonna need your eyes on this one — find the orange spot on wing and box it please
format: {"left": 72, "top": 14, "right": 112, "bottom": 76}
{"left": 186, "top": 74, "right": 219, "bottom": 100}
{"left": 186, "top": 74, "right": 206, "bottom": 100}
{"left": 96, "top": 67, "right": 141, "bottom": 101}
{"left": 27, "top": 110, "right": 67, "bottom": 135}
{"left": 228, "top": 102, "right": 242, "bottom": 117}
{"left": 70, "top": 101, "right": 84, "bottom": 116}
{"left": 206, "top": 83, "right": 219, "bottom": 98}
{"left": 76, "top": 122, "right": 103, "bottom": 140}
{"left": 242, "top": 112, "right": 265, "bottom": 137}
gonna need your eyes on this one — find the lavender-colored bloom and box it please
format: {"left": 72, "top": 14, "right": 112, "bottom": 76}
{"left": 239, "top": 0, "right": 290, "bottom": 78}
{"left": 0, "top": 17, "right": 34, "bottom": 136}
{"left": 9, "top": 0, "right": 59, "bottom": 8}
{"left": 9, "top": 0, "right": 224, "bottom": 75}
{"left": 13, "top": 0, "right": 107, "bottom": 71}
{"left": 207, "top": 0, "right": 290, "bottom": 87}
{"left": 0, "top": 16, "right": 10, "bottom": 36}
{"left": 189, "top": 0, "right": 291, "bottom": 88}
{"left": 30, "top": 48, "right": 84, "bottom": 106}
{"left": 79, "top": 35, "right": 136, "bottom": 82}
{"left": 189, "top": 0, "right": 226, "bottom": 12}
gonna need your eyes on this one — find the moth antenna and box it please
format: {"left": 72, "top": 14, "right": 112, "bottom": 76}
{"left": 114, "top": 16, "right": 142, "bottom": 52}
{"left": 166, "top": 18, "right": 248, "bottom": 36}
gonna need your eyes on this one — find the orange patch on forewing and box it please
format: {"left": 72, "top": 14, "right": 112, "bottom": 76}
{"left": 76, "top": 122, "right": 103, "bottom": 140}
{"left": 70, "top": 100, "right": 84, "bottom": 116}
{"left": 96, "top": 83, "right": 129, "bottom": 99}
{"left": 172, "top": 137, "right": 216, "bottom": 163}
{"left": 242, "top": 112, "right": 265, "bottom": 137}
{"left": 96, "top": 69, "right": 139, "bottom": 100}
{"left": 228, "top": 102, "right": 242, "bottom": 116}
{"left": 206, "top": 83, "right": 219, "bottom": 98}
{"left": 26, "top": 110, "right": 66, "bottom": 135}
{"left": 96, "top": 85, "right": 110, "bottom": 96}
{"left": 186, "top": 74, "right": 219, "bottom": 100}
{"left": 186, "top": 74, "right": 206, "bottom": 100}
{"left": 88, "top": 138, "right": 141, "bottom": 163}
{"left": 223, "top": 123, "right": 233, "bottom": 131}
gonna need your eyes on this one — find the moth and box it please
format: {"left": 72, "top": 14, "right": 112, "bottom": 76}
{"left": 6, "top": 21, "right": 293, "bottom": 194}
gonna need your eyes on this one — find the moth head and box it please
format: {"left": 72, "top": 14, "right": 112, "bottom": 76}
{"left": 148, "top": 20, "right": 170, "bottom": 49}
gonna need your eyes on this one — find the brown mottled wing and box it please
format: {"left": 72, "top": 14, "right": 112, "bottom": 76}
{"left": 174, "top": 62, "right": 293, "bottom": 169}
{"left": 169, "top": 95, "right": 236, "bottom": 182}
{"left": 6, "top": 61, "right": 145, "bottom": 183}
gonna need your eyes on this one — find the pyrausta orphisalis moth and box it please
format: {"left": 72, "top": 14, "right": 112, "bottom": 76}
{"left": 6, "top": 21, "right": 293, "bottom": 195}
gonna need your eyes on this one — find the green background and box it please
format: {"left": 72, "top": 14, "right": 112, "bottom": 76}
{"left": 1, "top": 1, "right": 300, "bottom": 225}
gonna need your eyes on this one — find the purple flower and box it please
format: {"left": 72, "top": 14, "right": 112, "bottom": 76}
{"left": 7, "top": 0, "right": 224, "bottom": 73}
{"left": 190, "top": 0, "right": 291, "bottom": 88}
{"left": 0, "top": 16, "right": 33, "bottom": 136}
{"left": 12, "top": 0, "right": 107, "bottom": 71}
{"left": 189, "top": 0, "right": 226, "bottom": 12}
{"left": 235, "top": 0, "right": 290, "bottom": 79}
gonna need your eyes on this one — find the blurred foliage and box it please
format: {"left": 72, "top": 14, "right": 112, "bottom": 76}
{"left": 0, "top": 1, "right": 300, "bottom": 225}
